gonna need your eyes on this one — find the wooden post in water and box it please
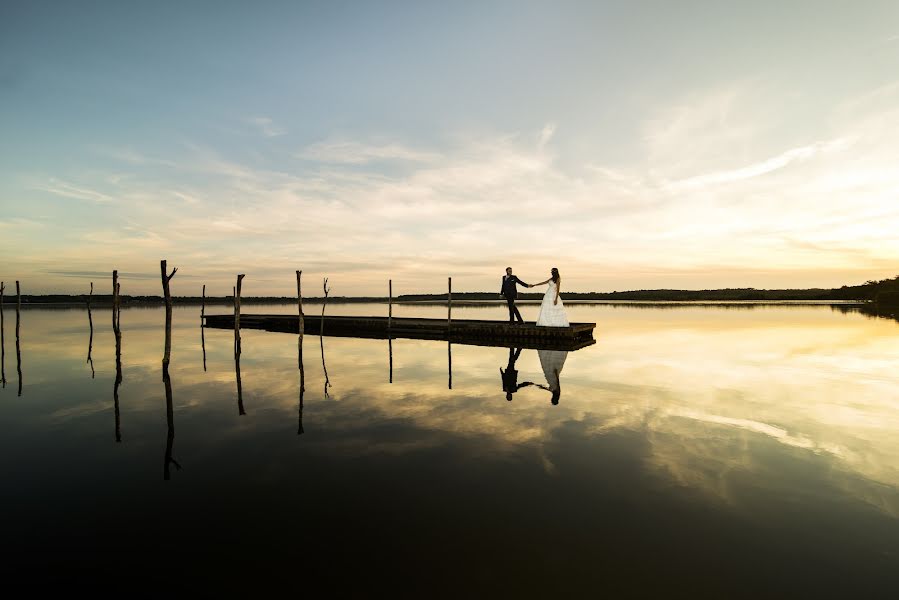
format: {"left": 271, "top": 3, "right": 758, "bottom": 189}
{"left": 388, "top": 279, "right": 393, "bottom": 330}
{"left": 16, "top": 281, "right": 22, "bottom": 396}
{"left": 321, "top": 277, "right": 330, "bottom": 336}
{"left": 112, "top": 270, "right": 119, "bottom": 332}
{"left": 201, "top": 284, "right": 205, "bottom": 320}
{"left": 234, "top": 274, "right": 245, "bottom": 355}
{"left": 296, "top": 270, "right": 304, "bottom": 340}
{"left": 234, "top": 274, "right": 245, "bottom": 331}
{"left": 447, "top": 277, "right": 452, "bottom": 330}
{"left": 160, "top": 260, "right": 178, "bottom": 373}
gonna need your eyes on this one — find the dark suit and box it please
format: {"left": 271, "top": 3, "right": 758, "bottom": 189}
{"left": 501, "top": 275, "right": 529, "bottom": 322}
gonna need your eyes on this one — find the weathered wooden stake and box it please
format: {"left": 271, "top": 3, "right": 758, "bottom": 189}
{"left": 296, "top": 270, "right": 304, "bottom": 340}
{"left": 201, "top": 284, "right": 206, "bottom": 320}
{"left": 87, "top": 281, "right": 93, "bottom": 308}
{"left": 388, "top": 279, "right": 393, "bottom": 330}
{"left": 448, "top": 276, "right": 452, "bottom": 330}
{"left": 112, "top": 270, "right": 119, "bottom": 332}
{"left": 234, "top": 274, "right": 245, "bottom": 354}
{"left": 160, "top": 260, "right": 178, "bottom": 372}
{"left": 321, "top": 277, "right": 330, "bottom": 337}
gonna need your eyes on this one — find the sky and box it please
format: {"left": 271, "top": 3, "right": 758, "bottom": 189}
{"left": 1, "top": 0, "right": 898, "bottom": 296}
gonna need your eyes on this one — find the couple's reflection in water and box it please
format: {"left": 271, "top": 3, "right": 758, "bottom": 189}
{"left": 501, "top": 347, "right": 567, "bottom": 405}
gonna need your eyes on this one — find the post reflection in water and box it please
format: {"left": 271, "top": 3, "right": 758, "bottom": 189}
{"left": 87, "top": 302, "right": 95, "bottom": 379}
{"left": 201, "top": 324, "right": 207, "bottom": 372}
{"left": 162, "top": 365, "right": 181, "bottom": 480}
{"left": 15, "top": 281, "right": 22, "bottom": 397}
{"left": 388, "top": 337, "right": 393, "bottom": 384}
{"left": 321, "top": 334, "right": 331, "bottom": 398}
{"left": 448, "top": 341, "right": 452, "bottom": 390}
{"left": 535, "top": 350, "right": 568, "bottom": 405}
{"left": 297, "top": 336, "right": 305, "bottom": 435}
{"left": 235, "top": 331, "right": 245, "bottom": 416}
{"left": 0, "top": 281, "right": 6, "bottom": 389}
{"left": 113, "top": 316, "right": 123, "bottom": 443}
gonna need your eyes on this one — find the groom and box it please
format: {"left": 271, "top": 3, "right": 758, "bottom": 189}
{"left": 500, "top": 266, "right": 530, "bottom": 323}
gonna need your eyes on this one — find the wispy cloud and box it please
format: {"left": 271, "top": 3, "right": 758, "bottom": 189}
{"left": 664, "top": 139, "right": 850, "bottom": 191}
{"left": 247, "top": 116, "right": 285, "bottom": 138}
{"left": 33, "top": 179, "right": 116, "bottom": 203}
{"left": 297, "top": 140, "right": 440, "bottom": 164}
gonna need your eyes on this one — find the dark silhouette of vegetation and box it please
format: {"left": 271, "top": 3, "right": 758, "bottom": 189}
{"left": 14, "top": 275, "right": 899, "bottom": 305}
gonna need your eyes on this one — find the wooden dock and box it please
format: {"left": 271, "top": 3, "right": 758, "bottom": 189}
{"left": 203, "top": 314, "right": 596, "bottom": 351}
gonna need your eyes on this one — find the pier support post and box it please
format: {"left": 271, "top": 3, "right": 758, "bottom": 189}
{"left": 112, "top": 270, "right": 119, "bottom": 332}
{"left": 296, "top": 270, "right": 304, "bottom": 340}
{"left": 234, "top": 274, "right": 245, "bottom": 355}
{"left": 321, "top": 277, "right": 330, "bottom": 336}
{"left": 448, "top": 277, "right": 452, "bottom": 331}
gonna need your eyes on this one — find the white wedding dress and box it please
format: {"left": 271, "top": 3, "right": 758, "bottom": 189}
{"left": 536, "top": 281, "right": 569, "bottom": 327}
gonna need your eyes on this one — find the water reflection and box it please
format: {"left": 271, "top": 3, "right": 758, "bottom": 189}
{"left": 536, "top": 350, "right": 568, "bottom": 405}
{"left": 113, "top": 318, "right": 122, "bottom": 443}
{"left": 15, "top": 282, "right": 22, "bottom": 397}
{"left": 500, "top": 347, "right": 534, "bottom": 401}
{"left": 321, "top": 334, "right": 331, "bottom": 398}
{"left": 235, "top": 335, "right": 245, "bottom": 416}
{"left": 2, "top": 304, "right": 898, "bottom": 594}
{"left": 1, "top": 282, "right": 5, "bottom": 388}
{"left": 447, "top": 341, "right": 452, "bottom": 390}
{"left": 163, "top": 364, "right": 181, "bottom": 480}
{"left": 87, "top": 302, "right": 95, "bottom": 379}
{"left": 298, "top": 337, "right": 305, "bottom": 435}
{"left": 201, "top": 325, "right": 207, "bottom": 372}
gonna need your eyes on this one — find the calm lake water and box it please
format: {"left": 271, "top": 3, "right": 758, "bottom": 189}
{"left": 1, "top": 302, "right": 897, "bottom": 596}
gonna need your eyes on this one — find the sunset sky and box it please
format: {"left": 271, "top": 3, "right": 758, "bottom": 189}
{"left": 2, "top": 1, "right": 898, "bottom": 296}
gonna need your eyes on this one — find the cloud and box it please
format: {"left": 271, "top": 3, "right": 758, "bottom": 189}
{"left": 10, "top": 79, "right": 899, "bottom": 295}
{"left": 33, "top": 179, "right": 116, "bottom": 203}
{"left": 247, "top": 116, "right": 285, "bottom": 138}
{"left": 664, "top": 139, "right": 849, "bottom": 191}
{"left": 296, "top": 140, "right": 440, "bottom": 164}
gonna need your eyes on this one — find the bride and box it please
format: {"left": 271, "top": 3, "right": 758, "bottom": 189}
{"left": 530, "top": 267, "right": 569, "bottom": 327}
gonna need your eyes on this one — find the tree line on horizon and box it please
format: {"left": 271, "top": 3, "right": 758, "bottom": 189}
{"left": 8, "top": 275, "right": 898, "bottom": 305}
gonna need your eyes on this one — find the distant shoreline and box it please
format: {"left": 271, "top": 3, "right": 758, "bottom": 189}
{"left": 4, "top": 276, "right": 897, "bottom": 306}
{"left": 2, "top": 298, "right": 869, "bottom": 309}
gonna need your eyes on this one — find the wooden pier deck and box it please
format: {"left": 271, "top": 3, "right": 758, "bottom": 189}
{"left": 203, "top": 314, "right": 596, "bottom": 351}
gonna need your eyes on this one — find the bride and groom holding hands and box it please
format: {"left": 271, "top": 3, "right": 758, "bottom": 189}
{"left": 500, "top": 266, "right": 569, "bottom": 327}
